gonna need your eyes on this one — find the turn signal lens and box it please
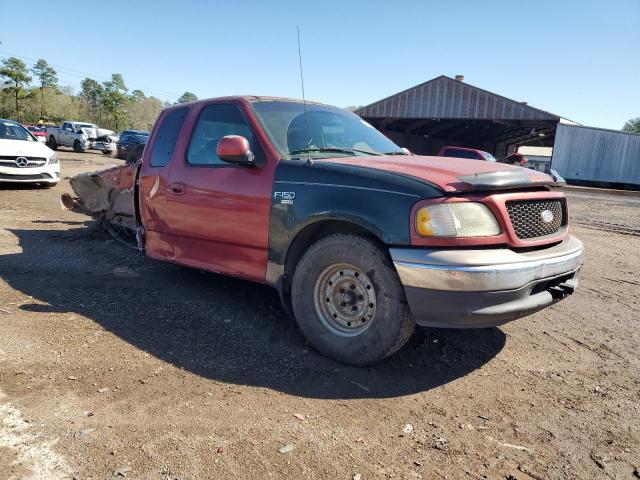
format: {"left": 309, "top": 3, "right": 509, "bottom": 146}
{"left": 415, "top": 202, "right": 500, "bottom": 238}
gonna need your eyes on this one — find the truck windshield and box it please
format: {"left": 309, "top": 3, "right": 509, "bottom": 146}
{"left": 0, "top": 121, "right": 35, "bottom": 141}
{"left": 251, "top": 100, "right": 404, "bottom": 159}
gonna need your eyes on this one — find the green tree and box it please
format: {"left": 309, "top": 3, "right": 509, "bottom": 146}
{"left": 0, "top": 85, "right": 9, "bottom": 118}
{"left": 31, "top": 59, "right": 58, "bottom": 120}
{"left": 130, "top": 89, "right": 145, "bottom": 103}
{"left": 622, "top": 117, "right": 640, "bottom": 134}
{"left": 51, "top": 85, "right": 81, "bottom": 123}
{"left": 176, "top": 91, "right": 197, "bottom": 104}
{"left": 101, "top": 73, "right": 130, "bottom": 130}
{"left": 0, "top": 57, "right": 32, "bottom": 121}
{"left": 129, "top": 95, "right": 163, "bottom": 130}
{"left": 79, "top": 78, "right": 104, "bottom": 123}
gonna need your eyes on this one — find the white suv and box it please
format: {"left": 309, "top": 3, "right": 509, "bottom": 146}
{"left": 0, "top": 119, "right": 60, "bottom": 187}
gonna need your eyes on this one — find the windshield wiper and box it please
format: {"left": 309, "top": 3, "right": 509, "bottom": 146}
{"left": 383, "top": 150, "right": 409, "bottom": 155}
{"left": 289, "top": 147, "right": 382, "bottom": 157}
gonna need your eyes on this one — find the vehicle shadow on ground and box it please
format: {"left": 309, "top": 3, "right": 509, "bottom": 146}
{"left": 0, "top": 183, "right": 53, "bottom": 191}
{"left": 2, "top": 226, "right": 505, "bottom": 399}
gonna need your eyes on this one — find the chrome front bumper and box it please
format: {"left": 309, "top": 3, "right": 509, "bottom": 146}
{"left": 390, "top": 236, "right": 584, "bottom": 328}
{"left": 88, "top": 141, "right": 115, "bottom": 152}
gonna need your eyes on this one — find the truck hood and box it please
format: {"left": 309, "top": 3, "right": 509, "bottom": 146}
{"left": 313, "top": 155, "right": 555, "bottom": 193}
{"left": 0, "top": 138, "right": 54, "bottom": 158}
{"left": 80, "top": 127, "right": 98, "bottom": 139}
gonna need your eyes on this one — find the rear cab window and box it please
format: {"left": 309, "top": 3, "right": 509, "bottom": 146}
{"left": 149, "top": 107, "right": 188, "bottom": 167}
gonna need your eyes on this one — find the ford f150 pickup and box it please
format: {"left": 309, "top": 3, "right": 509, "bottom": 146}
{"left": 62, "top": 96, "right": 584, "bottom": 365}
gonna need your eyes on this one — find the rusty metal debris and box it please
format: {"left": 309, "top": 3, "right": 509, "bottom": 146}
{"left": 61, "top": 170, "right": 135, "bottom": 229}
{"left": 62, "top": 169, "right": 139, "bottom": 248}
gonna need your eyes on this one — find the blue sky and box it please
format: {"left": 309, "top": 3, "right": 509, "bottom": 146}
{"left": 2, "top": 0, "right": 638, "bottom": 129}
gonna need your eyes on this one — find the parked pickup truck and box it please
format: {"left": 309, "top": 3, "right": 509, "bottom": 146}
{"left": 62, "top": 96, "right": 584, "bottom": 365}
{"left": 47, "top": 121, "right": 116, "bottom": 154}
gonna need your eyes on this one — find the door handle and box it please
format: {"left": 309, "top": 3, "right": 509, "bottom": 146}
{"left": 168, "top": 182, "right": 186, "bottom": 195}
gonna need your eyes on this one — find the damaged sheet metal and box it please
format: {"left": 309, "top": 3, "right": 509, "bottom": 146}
{"left": 61, "top": 166, "right": 136, "bottom": 230}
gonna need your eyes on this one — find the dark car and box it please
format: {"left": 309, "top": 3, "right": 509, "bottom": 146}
{"left": 116, "top": 130, "right": 149, "bottom": 160}
{"left": 438, "top": 145, "right": 496, "bottom": 162}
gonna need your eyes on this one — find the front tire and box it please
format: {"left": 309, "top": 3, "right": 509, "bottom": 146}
{"left": 291, "top": 234, "right": 415, "bottom": 366}
{"left": 73, "top": 140, "right": 84, "bottom": 153}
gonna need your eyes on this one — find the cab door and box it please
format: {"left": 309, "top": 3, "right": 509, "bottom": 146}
{"left": 138, "top": 106, "right": 190, "bottom": 261}
{"left": 60, "top": 122, "right": 72, "bottom": 146}
{"left": 117, "top": 132, "right": 130, "bottom": 157}
{"left": 158, "top": 100, "right": 277, "bottom": 283}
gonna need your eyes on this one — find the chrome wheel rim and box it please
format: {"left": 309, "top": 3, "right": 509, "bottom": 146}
{"left": 313, "top": 263, "right": 377, "bottom": 337}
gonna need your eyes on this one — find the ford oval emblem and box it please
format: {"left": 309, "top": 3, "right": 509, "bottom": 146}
{"left": 540, "top": 209, "right": 554, "bottom": 223}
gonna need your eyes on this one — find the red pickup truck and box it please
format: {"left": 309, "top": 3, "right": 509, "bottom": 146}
{"left": 64, "top": 96, "right": 584, "bottom": 365}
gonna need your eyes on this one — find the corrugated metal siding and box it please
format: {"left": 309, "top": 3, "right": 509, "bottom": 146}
{"left": 357, "top": 76, "right": 558, "bottom": 121}
{"left": 552, "top": 124, "right": 640, "bottom": 185}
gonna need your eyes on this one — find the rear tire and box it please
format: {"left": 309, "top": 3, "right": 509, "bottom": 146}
{"left": 291, "top": 234, "right": 415, "bottom": 366}
{"left": 73, "top": 140, "right": 84, "bottom": 153}
{"left": 48, "top": 136, "right": 57, "bottom": 150}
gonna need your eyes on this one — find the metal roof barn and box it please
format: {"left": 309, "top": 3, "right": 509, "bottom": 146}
{"left": 552, "top": 124, "right": 640, "bottom": 188}
{"left": 356, "top": 75, "right": 562, "bottom": 158}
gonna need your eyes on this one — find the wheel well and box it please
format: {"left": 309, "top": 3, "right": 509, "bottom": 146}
{"left": 280, "top": 219, "right": 386, "bottom": 313}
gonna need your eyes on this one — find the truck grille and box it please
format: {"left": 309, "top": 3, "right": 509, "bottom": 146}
{"left": 506, "top": 199, "right": 565, "bottom": 240}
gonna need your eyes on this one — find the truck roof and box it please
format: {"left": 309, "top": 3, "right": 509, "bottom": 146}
{"left": 165, "top": 95, "right": 330, "bottom": 108}
{"left": 61, "top": 121, "right": 98, "bottom": 126}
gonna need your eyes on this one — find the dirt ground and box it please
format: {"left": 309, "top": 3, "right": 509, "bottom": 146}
{"left": 0, "top": 150, "right": 639, "bottom": 480}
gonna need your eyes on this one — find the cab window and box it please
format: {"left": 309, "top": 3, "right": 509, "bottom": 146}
{"left": 149, "top": 107, "right": 188, "bottom": 167}
{"left": 187, "top": 103, "right": 263, "bottom": 166}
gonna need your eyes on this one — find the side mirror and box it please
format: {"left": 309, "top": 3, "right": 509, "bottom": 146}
{"left": 217, "top": 135, "right": 254, "bottom": 166}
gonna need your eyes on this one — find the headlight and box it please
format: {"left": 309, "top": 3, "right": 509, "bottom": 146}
{"left": 48, "top": 154, "right": 58, "bottom": 165}
{"left": 415, "top": 202, "right": 500, "bottom": 237}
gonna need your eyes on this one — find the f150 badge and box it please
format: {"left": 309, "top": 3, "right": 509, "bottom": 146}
{"left": 274, "top": 191, "right": 296, "bottom": 205}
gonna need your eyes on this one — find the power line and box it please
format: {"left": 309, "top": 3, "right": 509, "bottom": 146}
{"left": 0, "top": 50, "right": 181, "bottom": 98}
{"left": 0, "top": 50, "right": 182, "bottom": 100}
